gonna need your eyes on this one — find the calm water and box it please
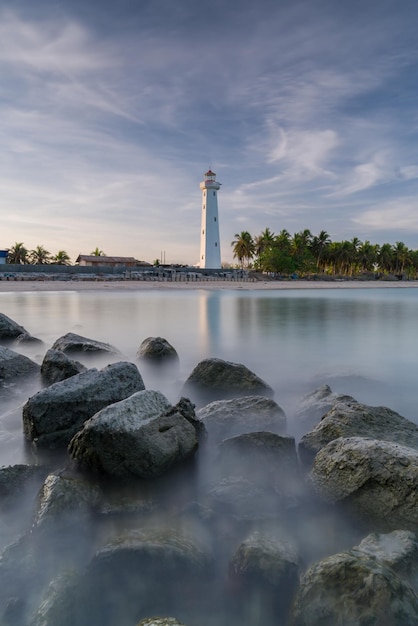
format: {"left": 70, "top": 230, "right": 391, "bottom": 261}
{"left": 1, "top": 286, "right": 418, "bottom": 625}
{"left": 1, "top": 286, "right": 418, "bottom": 463}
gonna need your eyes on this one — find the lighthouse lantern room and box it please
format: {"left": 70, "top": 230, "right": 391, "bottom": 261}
{"left": 199, "top": 169, "right": 221, "bottom": 269}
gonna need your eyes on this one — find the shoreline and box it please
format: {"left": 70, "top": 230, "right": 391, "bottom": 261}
{"left": 1, "top": 279, "right": 418, "bottom": 292}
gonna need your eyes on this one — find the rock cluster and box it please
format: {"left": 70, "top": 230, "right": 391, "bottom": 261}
{"left": 2, "top": 311, "right": 418, "bottom": 626}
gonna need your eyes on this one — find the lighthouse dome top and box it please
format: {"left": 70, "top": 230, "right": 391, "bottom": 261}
{"left": 205, "top": 169, "right": 216, "bottom": 178}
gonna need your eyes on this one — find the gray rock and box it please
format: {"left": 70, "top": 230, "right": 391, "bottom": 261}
{"left": 289, "top": 551, "right": 418, "bottom": 626}
{"left": 230, "top": 530, "right": 301, "bottom": 586}
{"left": 205, "top": 476, "right": 281, "bottom": 521}
{"left": 83, "top": 529, "right": 212, "bottom": 624}
{"left": 41, "top": 349, "right": 86, "bottom": 386}
{"left": 196, "top": 395, "right": 286, "bottom": 443}
{"left": 137, "top": 336, "right": 179, "bottom": 364}
{"left": 29, "top": 570, "right": 81, "bottom": 626}
{"left": 0, "top": 464, "right": 51, "bottom": 504}
{"left": 14, "top": 333, "right": 43, "bottom": 346}
{"left": 182, "top": 357, "right": 273, "bottom": 407}
{"left": 299, "top": 400, "right": 418, "bottom": 466}
{"left": 33, "top": 473, "right": 101, "bottom": 530}
{"left": 0, "top": 313, "right": 29, "bottom": 343}
{"left": 23, "top": 361, "right": 145, "bottom": 448}
{"left": 353, "top": 530, "right": 418, "bottom": 589}
{"left": 294, "top": 384, "right": 357, "bottom": 431}
{"left": 0, "top": 346, "right": 40, "bottom": 382}
{"left": 51, "top": 332, "right": 120, "bottom": 358}
{"left": 310, "top": 436, "right": 418, "bottom": 532}
{"left": 217, "top": 432, "right": 303, "bottom": 501}
{"left": 68, "top": 390, "right": 198, "bottom": 478}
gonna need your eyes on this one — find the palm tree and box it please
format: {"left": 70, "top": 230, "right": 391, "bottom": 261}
{"left": 310, "top": 230, "right": 331, "bottom": 272}
{"left": 91, "top": 247, "right": 105, "bottom": 256}
{"left": 7, "top": 242, "right": 28, "bottom": 264}
{"left": 254, "top": 227, "right": 275, "bottom": 256}
{"left": 231, "top": 231, "right": 255, "bottom": 268}
{"left": 392, "top": 242, "right": 410, "bottom": 275}
{"left": 357, "top": 241, "right": 378, "bottom": 272}
{"left": 29, "top": 245, "right": 51, "bottom": 265}
{"left": 378, "top": 243, "right": 394, "bottom": 273}
{"left": 52, "top": 251, "right": 71, "bottom": 265}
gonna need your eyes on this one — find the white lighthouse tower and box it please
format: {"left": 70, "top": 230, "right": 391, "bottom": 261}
{"left": 199, "top": 169, "right": 221, "bottom": 269}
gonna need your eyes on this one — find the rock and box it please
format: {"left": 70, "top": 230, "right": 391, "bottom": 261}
{"left": 310, "top": 437, "right": 418, "bottom": 532}
{"left": 0, "top": 313, "right": 30, "bottom": 344}
{"left": 0, "top": 464, "right": 51, "bottom": 505}
{"left": 23, "top": 361, "right": 145, "bottom": 449}
{"left": 0, "top": 346, "right": 40, "bottom": 382}
{"left": 294, "top": 384, "right": 356, "bottom": 431}
{"left": 299, "top": 400, "right": 418, "bottom": 466}
{"left": 137, "top": 336, "right": 179, "bottom": 364}
{"left": 33, "top": 473, "right": 101, "bottom": 530}
{"left": 289, "top": 550, "right": 418, "bottom": 626}
{"left": 229, "top": 531, "right": 301, "bottom": 622}
{"left": 14, "top": 333, "right": 43, "bottom": 346}
{"left": 182, "top": 357, "right": 273, "bottom": 407}
{"left": 40, "top": 349, "right": 86, "bottom": 386}
{"left": 230, "top": 530, "right": 301, "bottom": 586}
{"left": 83, "top": 529, "right": 213, "bottom": 624}
{"left": 197, "top": 395, "right": 286, "bottom": 443}
{"left": 166, "top": 396, "right": 206, "bottom": 438}
{"left": 29, "top": 570, "right": 81, "bottom": 626}
{"left": 205, "top": 477, "right": 281, "bottom": 522}
{"left": 68, "top": 390, "right": 199, "bottom": 478}
{"left": 216, "top": 432, "right": 303, "bottom": 502}
{"left": 51, "top": 332, "right": 120, "bottom": 358}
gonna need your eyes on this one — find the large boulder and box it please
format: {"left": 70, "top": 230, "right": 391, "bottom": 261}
{"left": 69, "top": 390, "right": 199, "bottom": 478}
{"left": 0, "top": 313, "right": 30, "bottom": 344}
{"left": 41, "top": 349, "right": 86, "bottom": 386}
{"left": 196, "top": 395, "right": 286, "bottom": 443}
{"left": 294, "top": 385, "right": 357, "bottom": 432}
{"left": 310, "top": 436, "right": 418, "bottom": 532}
{"left": 182, "top": 358, "right": 273, "bottom": 406}
{"left": 23, "top": 361, "right": 145, "bottom": 449}
{"left": 51, "top": 332, "right": 120, "bottom": 358}
{"left": 0, "top": 345, "right": 40, "bottom": 382}
{"left": 137, "top": 337, "right": 179, "bottom": 364}
{"left": 289, "top": 551, "right": 418, "bottom": 626}
{"left": 299, "top": 400, "right": 418, "bottom": 465}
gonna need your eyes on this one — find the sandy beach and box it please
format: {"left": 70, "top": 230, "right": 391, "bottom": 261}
{"left": 1, "top": 278, "right": 418, "bottom": 292}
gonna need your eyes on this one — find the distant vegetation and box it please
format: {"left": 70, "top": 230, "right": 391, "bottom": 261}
{"left": 6, "top": 243, "right": 71, "bottom": 265}
{"left": 231, "top": 229, "right": 418, "bottom": 278}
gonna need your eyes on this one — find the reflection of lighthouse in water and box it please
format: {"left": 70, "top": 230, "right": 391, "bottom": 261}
{"left": 199, "top": 169, "right": 221, "bottom": 269}
{"left": 197, "top": 291, "right": 222, "bottom": 357}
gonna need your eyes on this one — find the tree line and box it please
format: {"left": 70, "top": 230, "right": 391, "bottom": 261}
{"left": 5, "top": 244, "right": 106, "bottom": 266}
{"left": 231, "top": 229, "right": 417, "bottom": 277}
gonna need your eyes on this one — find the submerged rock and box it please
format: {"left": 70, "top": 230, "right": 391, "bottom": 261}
{"left": 0, "top": 313, "right": 30, "bottom": 344}
{"left": 23, "top": 361, "right": 145, "bottom": 449}
{"left": 294, "top": 384, "right": 357, "bottom": 432}
{"left": 299, "top": 400, "right": 418, "bottom": 465}
{"left": 289, "top": 550, "right": 418, "bottom": 626}
{"left": 310, "top": 436, "right": 418, "bottom": 532}
{"left": 137, "top": 336, "right": 179, "bottom": 364}
{"left": 41, "top": 349, "right": 86, "bottom": 386}
{"left": 51, "top": 332, "right": 120, "bottom": 358}
{"left": 196, "top": 395, "right": 286, "bottom": 443}
{"left": 182, "top": 358, "right": 273, "bottom": 406}
{"left": 0, "top": 346, "right": 40, "bottom": 382}
{"left": 69, "top": 390, "right": 198, "bottom": 478}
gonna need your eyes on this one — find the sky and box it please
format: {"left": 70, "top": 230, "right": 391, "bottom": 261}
{"left": 2, "top": 0, "right": 418, "bottom": 265}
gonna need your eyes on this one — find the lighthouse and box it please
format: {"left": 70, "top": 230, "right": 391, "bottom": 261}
{"left": 199, "top": 169, "right": 221, "bottom": 269}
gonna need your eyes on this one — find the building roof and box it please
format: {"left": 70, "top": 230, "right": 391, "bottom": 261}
{"left": 76, "top": 255, "right": 138, "bottom": 263}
